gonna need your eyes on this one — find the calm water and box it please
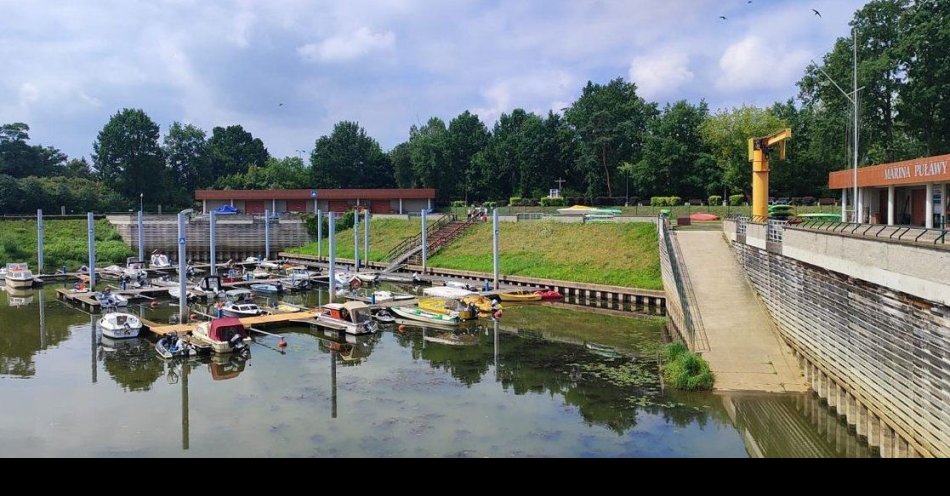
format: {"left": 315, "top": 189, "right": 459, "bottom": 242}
{"left": 0, "top": 283, "right": 873, "bottom": 457}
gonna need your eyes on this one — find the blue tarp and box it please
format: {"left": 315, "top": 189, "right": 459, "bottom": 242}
{"left": 214, "top": 205, "right": 239, "bottom": 214}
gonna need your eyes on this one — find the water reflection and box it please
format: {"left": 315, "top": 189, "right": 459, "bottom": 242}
{"left": 0, "top": 287, "right": 87, "bottom": 378}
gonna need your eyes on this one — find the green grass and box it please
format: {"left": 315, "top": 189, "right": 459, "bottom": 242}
{"left": 0, "top": 219, "right": 133, "bottom": 273}
{"left": 662, "top": 343, "right": 714, "bottom": 391}
{"left": 287, "top": 218, "right": 432, "bottom": 262}
{"left": 427, "top": 221, "right": 662, "bottom": 290}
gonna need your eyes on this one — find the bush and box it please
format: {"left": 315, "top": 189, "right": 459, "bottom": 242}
{"left": 540, "top": 196, "right": 566, "bottom": 207}
{"left": 662, "top": 343, "right": 714, "bottom": 391}
{"left": 670, "top": 196, "right": 682, "bottom": 206}
{"left": 650, "top": 197, "right": 667, "bottom": 207}
{"left": 708, "top": 195, "right": 722, "bottom": 205}
{"left": 482, "top": 201, "right": 497, "bottom": 210}
{"left": 451, "top": 200, "right": 466, "bottom": 208}
{"left": 508, "top": 196, "right": 523, "bottom": 206}
{"left": 729, "top": 194, "right": 745, "bottom": 206}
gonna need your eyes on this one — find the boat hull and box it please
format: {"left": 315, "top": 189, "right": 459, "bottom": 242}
{"left": 498, "top": 292, "right": 542, "bottom": 302}
{"left": 5, "top": 277, "right": 34, "bottom": 289}
{"left": 390, "top": 306, "right": 460, "bottom": 327}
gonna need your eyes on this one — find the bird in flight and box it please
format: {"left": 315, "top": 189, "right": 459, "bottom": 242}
{"left": 812, "top": 9, "right": 822, "bottom": 18}
{"left": 278, "top": 103, "right": 284, "bottom": 106}
{"left": 719, "top": 15, "right": 727, "bottom": 20}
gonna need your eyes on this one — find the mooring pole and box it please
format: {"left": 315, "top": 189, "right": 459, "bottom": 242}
{"left": 87, "top": 212, "right": 96, "bottom": 289}
{"left": 264, "top": 209, "right": 271, "bottom": 260}
{"left": 37, "top": 209, "right": 44, "bottom": 273}
{"left": 353, "top": 210, "right": 360, "bottom": 271}
{"left": 177, "top": 209, "right": 191, "bottom": 324}
{"left": 137, "top": 209, "right": 144, "bottom": 262}
{"left": 209, "top": 211, "right": 217, "bottom": 275}
{"left": 328, "top": 212, "right": 336, "bottom": 302}
{"left": 364, "top": 209, "right": 370, "bottom": 267}
{"left": 492, "top": 208, "right": 499, "bottom": 290}
{"left": 421, "top": 210, "right": 427, "bottom": 272}
{"left": 316, "top": 209, "right": 323, "bottom": 260}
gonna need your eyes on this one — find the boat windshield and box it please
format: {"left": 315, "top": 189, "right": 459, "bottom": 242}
{"left": 351, "top": 309, "right": 372, "bottom": 323}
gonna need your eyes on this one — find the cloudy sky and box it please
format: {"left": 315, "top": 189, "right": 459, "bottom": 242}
{"left": 1, "top": 0, "right": 867, "bottom": 161}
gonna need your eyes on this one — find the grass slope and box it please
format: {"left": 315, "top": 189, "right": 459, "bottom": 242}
{"left": 0, "top": 219, "right": 133, "bottom": 272}
{"left": 428, "top": 221, "right": 662, "bottom": 290}
{"left": 287, "top": 218, "right": 431, "bottom": 262}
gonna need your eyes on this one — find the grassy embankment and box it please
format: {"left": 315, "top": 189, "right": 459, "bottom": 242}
{"left": 428, "top": 221, "right": 662, "bottom": 290}
{"left": 0, "top": 219, "right": 132, "bottom": 273}
{"left": 287, "top": 218, "right": 432, "bottom": 262}
{"left": 288, "top": 217, "right": 662, "bottom": 290}
{"left": 459, "top": 204, "right": 836, "bottom": 218}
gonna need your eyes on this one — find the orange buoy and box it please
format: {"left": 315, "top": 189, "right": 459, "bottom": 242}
{"left": 398, "top": 324, "right": 407, "bottom": 332}
{"left": 149, "top": 300, "right": 159, "bottom": 309}
{"left": 493, "top": 309, "right": 503, "bottom": 319}
{"left": 189, "top": 313, "right": 199, "bottom": 321}
{"left": 278, "top": 339, "right": 287, "bottom": 348}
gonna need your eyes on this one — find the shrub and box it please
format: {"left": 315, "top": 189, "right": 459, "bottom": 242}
{"left": 670, "top": 196, "right": 683, "bottom": 206}
{"left": 508, "top": 196, "right": 523, "bottom": 206}
{"left": 708, "top": 195, "right": 722, "bottom": 205}
{"left": 483, "top": 201, "right": 497, "bottom": 210}
{"left": 451, "top": 200, "right": 466, "bottom": 207}
{"left": 662, "top": 343, "right": 714, "bottom": 391}
{"left": 650, "top": 197, "right": 667, "bottom": 207}
{"left": 729, "top": 194, "right": 745, "bottom": 206}
{"left": 540, "top": 196, "right": 566, "bottom": 207}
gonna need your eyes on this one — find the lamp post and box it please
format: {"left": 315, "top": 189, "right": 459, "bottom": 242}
{"left": 811, "top": 28, "right": 862, "bottom": 222}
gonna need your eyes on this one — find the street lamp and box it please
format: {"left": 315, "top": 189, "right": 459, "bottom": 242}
{"left": 810, "top": 28, "right": 862, "bottom": 222}
{"left": 140, "top": 193, "right": 143, "bottom": 213}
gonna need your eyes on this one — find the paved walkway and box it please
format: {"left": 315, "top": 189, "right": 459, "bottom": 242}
{"left": 675, "top": 231, "right": 807, "bottom": 393}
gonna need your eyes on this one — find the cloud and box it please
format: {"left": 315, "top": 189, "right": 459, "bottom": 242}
{"left": 716, "top": 35, "right": 811, "bottom": 93}
{"left": 473, "top": 71, "right": 576, "bottom": 126}
{"left": 629, "top": 52, "right": 694, "bottom": 100}
{"left": 298, "top": 27, "right": 396, "bottom": 63}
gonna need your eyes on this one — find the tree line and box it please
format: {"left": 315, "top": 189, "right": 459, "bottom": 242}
{"left": 1, "top": 0, "right": 946, "bottom": 214}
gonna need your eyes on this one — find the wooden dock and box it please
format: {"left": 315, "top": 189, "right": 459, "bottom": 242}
{"left": 144, "top": 310, "right": 317, "bottom": 336}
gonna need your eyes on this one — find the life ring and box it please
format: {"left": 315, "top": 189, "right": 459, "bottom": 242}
{"left": 149, "top": 301, "right": 160, "bottom": 309}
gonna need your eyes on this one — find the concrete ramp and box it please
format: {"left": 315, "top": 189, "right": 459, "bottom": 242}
{"left": 674, "top": 230, "right": 806, "bottom": 393}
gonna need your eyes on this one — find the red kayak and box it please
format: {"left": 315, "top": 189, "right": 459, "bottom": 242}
{"left": 689, "top": 213, "right": 720, "bottom": 221}
{"left": 534, "top": 290, "right": 562, "bottom": 300}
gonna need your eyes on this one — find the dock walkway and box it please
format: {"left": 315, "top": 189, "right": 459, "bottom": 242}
{"left": 674, "top": 230, "right": 806, "bottom": 393}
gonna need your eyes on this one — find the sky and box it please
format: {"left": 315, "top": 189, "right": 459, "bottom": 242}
{"left": 0, "top": 0, "right": 868, "bottom": 161}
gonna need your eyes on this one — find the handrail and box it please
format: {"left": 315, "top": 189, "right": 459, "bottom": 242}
{"left": 386, "top": 214, "right": 457, "bottom": 262}
{"left": 791, "top": 220, "right": 948, "bottom": 248}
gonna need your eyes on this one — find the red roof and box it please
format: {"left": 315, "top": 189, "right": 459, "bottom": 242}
{"left": 209, "top": 317, "right": 248, "bottom": 342}
{"left": 195, "top": 188, "right": 437, "bottom": 201}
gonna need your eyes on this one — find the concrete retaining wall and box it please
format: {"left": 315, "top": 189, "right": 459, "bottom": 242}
{"left": 730, "top": 236, "right": 950, "bottom": 457}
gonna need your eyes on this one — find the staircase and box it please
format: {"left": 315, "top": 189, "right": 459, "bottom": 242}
{"left": 383, "top": 215, "right": 478, "bottom": 272}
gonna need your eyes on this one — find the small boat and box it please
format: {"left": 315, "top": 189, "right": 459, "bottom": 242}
{"left": 316, "top": 301, "right": 378, "bottom": 335}
{"left": 334, "top": 271, "right": 359, "bottom": 287}
{"left": 418, "top": 297, "right": 477, "bottom": 321}
{"left": 195, "top": 275, "right": 226, "bottom": 299}
{"left": 168, "top": 287, "right": 200, "bottom": 301}
{"left": 285, "top": 265, "right": 320, "bottom": 279}
{"left": 94, "top": 290, "right": 129, "bottom": 308}
{"left": 534, "top": 290, "right": 562, "bottom": 300}
{"left": 122, "top": 258, "right": 149, "bottom": 280}
{"left": 498, "top": 290, "right": 542, "bottom": 302}
{"left": 191, "top": 318, "right": 251, "bottom": 354}
{"left": 244, "top": 256, "right": 260, "bottom": 264}
{"left": 155, "top": 334, "right": 198, "bottom": 359}
{"left": 373, "top": 309, "right": 396, "bottom": 323}
{"left": 220, "top": 300, "right": 261, "bottom": 318}
{"left": 149, "top": 252, "right": 171, "bottom": 269}
{"left": 279, "top": 275, "right": 311, "bottom": 291}
{"left": 355, "top": 273, "right": 379, "bottom": 284}
{"left": 689, "top": 213, "right": 720, "bottom": 222}
{"left": 97, "top": 312, "right": 142, "bottom": 339}
{"left": 460, "top": 295, "right": 498, "bottom": 313}
{"left": 585, "top": 342, "right": 622, "bottom": 358}
{"left": 423, "top": 331, "right": 479, "bottom": 346}
{"left": 251, "top": 267, "right": 271, "bottom": 279}
{"left": 5, "top": 263, "right": 34, "bottom": 289}
{"left": 259, "top": 259, "right": 281, "bottom": 270}
{"left": 445, "top": 280, "right": 475, "bottom": 290}
{"left": 249, "top": 282, "right": 283, "bottom": 294}
{"left": 390, "top": 305, "right": 460, "bottom": 327}
{"left": 422, "top": 286, "right": 473, "bottom": 299}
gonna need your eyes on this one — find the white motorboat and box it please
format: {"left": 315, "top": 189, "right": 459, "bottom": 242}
{"left": 122, "top": 258, "right": 148, "bottom": 280}
{"left": 94, "top": 290, "right": 128, "bottom": 308}
{"left": 194, "top": 275, "right": 225, "bottom": 299}
{"left": 251, "top": 267, "right": 271, "bottom": 279}
{"left": 97, "top": 312, "right": 142, "bottom": 339}
{"left": 285, "top": 265, "right": 319, "bottom": 279}
{"left": 249, "top": 282, "right": 283, "bottom": 294}
{"left": 168, "top": 287, "right": 199, "bottom": 300}
{"left": 390, "top": 305, "right": 460, "bottom": 328}
{"left": 191, "top": 318, "right": 251, "bottom": 354}
{"left": 422, "top": 286, "right": 474, "bottom": 299}
{"left": 5, "top": 263, "right": 34, "bottom": 289}
{"left": 155, "top": 334, "right": 198, "bottom": 359}
{"left": 220, "top": 301, "right": 261, "bottom": 318}
{"left": 259, "top": 259, "right": 281, "bottom": 270}
{"left": 149, "top": 252, "right": 171, "bottom": 269}
{"left": 316, "top": 301, "right": 378, "bottom": 335}
{"left": 355, "top": 273, "right": 379, "bottom": 284}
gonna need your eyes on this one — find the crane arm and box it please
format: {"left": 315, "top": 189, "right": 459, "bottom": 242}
{"left": 748, "top": 128, "right": 792, "bottom": 161}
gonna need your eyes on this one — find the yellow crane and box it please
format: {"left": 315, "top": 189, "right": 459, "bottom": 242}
{"left": 748, "top": 128, "right": 792, "bottom": 219}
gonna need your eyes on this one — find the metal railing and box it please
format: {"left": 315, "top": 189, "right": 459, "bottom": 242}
{"left": 736, "top": 216, "right": 748, "bottom": 235}
{"left": 793, "top": 219, "right": 948, "bottom": 246}
{"left": 767, "top": 219, "right": 788, "bottom": 243}
{"left": 386, "top": 214, "right": 456, "bottom": 262}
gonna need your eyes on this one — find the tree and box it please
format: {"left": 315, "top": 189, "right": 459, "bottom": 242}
{"left": 470, "top": 109, "right": 547, "bottom": 201}
{"left": 565, "top": 78, "right": 657, "bottom": 198}
{"left": 389, "top": 142, "right": 415, "bottom": 188}
{"left": 899, "top": 0, "right": 950, "bottom": 156}
{"left": 447, "top": 111, "right": 490, "bottom": 202}
{"left": 633, "top": 100, "right": 715, "bottom": 199}
{"left": 0, "top": 123, "right": 65, "bottom": 178}
{"left": 63, "top": 158, "right": 94, "bottom": 180}
{"left": 207, "top": 125, "right": 269, "bottom": 180}
{"left": 92, "top": 108, "right": 168, "bottom": 204}
{"left": 164, "top": 122, "right": 209, "bottom": 195}
{"left": 310, "top": 121, "right": 393, "bottom": 188}
{"left": 216, "top": 156, "right": 310, "bottom": 189}
{"left": 408, "top": 117, "right": 452, "bottom": 197}
{"left": 699, "top": 106, "right": 788, "bottom": 197}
